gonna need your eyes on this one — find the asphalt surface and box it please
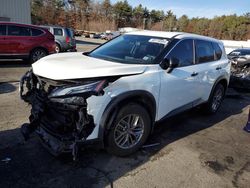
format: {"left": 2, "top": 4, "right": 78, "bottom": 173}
{"left": 0, "top": 38, "right": 250, "bottom": 188}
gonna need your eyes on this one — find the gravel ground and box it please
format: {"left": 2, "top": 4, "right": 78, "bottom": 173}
{"left": 0, "top": 38, "right": 249, "bottom": 188}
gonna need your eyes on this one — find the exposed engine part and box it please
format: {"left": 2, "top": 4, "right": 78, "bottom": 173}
{"left": 230, "top": 60, "right": 250, "bottom": 89}
{"left": 19, "top": 70, "right": 107, "bottom": 160}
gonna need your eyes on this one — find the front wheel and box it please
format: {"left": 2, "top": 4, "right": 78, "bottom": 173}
{"left": 203, "top": 83, "right": 225, "bottom": 114}
{"left": 105, "top": 103, "right": 151, "bottom": 156}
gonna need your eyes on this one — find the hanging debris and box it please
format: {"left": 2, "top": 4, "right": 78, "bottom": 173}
{"left": 229, "top": 59, "right": 250, "bottom": 89}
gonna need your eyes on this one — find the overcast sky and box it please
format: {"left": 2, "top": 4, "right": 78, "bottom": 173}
{"left": 110, "top": 0, "right": 250, "bottom": 18}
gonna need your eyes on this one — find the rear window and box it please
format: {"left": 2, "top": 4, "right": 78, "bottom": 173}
{"left": 66, "top": 28, "right": 74, "bottom": 37}
{"left": 229, "top": 51, "right": 241, "bottom": 56}
{"left": 31, "top": 28, "right": 44, "bottom": 36}
{"left": 196, "top": 40, "right": 214, "bottom": 63}
{"left": 0, "top": 25, "right": 6, "bottom": 35}
{"left": 8, "top": 25, "right": 31, "bottom": 36}
{"left": 212, "top": 42, "right": 222, "bottom": 60}
{"left": 53, "top": 28, "right": 63, "bottom": 36}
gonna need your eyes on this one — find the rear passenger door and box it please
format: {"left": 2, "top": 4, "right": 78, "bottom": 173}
{"left": 193, "top": 40, "right": 225, "bottom": 101}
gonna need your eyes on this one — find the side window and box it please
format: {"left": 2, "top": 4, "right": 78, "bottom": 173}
{"left": 166, "top": 39, "right": 194, "bottom": 67}
{"left": 229, "top": 51, "right": 241, "bottom": 56}
{"left": 53, "top": 28, "right": 63, "bottom": 36}
{"left": 0, "top": 25, "right": 6, "bottom": 35}
{"left": 8, "top": 26, "right": 31, "bottom": 36}
{"left": 31, "top": 28, "right": 44, "bottom": 36}
{"left": 196, "top": 40, "right": 214, "bottom": 63}
{"left": 212, "top": 42, "right": 222, "bottom": 60}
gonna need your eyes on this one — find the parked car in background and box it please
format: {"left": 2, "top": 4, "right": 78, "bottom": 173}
{"left": 228, "top": 48, "right": 250, "bottom": 67}
{"left": 41, "top": 25, "right": 76, "bottom": 53}
{"left": 100, "top": 32, "right": 107, "bottom": 40}
{"left": 228, "top": 48, "right": 250, "bottom": 89}
{"left": 0, "top": 22, "right": 55, "bottom": 63}
{"left": 105, "top": 31, "right": 120, "bottom": 40}
{"left": 20, "top": 31, "right": 230, "bottom": 159}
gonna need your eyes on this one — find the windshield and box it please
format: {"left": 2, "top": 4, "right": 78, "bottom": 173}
{"left": 89, "top": 35, "right": 169, "bottom": 64}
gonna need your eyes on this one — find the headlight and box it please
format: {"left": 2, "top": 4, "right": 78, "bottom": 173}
{"left": 49, "top": 80, "right": 107, "bottom": 98}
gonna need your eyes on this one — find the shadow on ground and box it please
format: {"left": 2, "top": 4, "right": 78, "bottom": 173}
{"left": 0, "top": 60, "right": 30, "bottom": 68}
{"left": 0, "top": 83, "right": 17, "bottom": 94}
{"left": 0, "top": 93, "right": 249, "bottom": 188}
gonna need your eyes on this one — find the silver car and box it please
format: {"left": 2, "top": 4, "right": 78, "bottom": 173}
{"left": 41, "top": 25, "right": 76, "bottom": 53}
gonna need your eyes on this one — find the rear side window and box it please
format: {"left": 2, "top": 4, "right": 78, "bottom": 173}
{"left": 66, "top": 28, "right": 74, "bottom": 37}
{"left": 240, "top": 50, "right": 250, "bottom": 55}
{"left": 212, "top": 42, "right": 222, "bottom": 60}
{"left": 229, "top": 51, "right": 241, "bottom": 56}
{"left": 166, "top": 39, "right": 194, "bottom": 67}
{"left": 0, "top": 25, "right": 6, "bottom": 35}
{"left": 31, "top": 28, "right": 44, "bottom": 36}
{"left": 196, "top": 40, "right": 214, "bottom": 63}
{"left": 8, "top": 25, "right": 31, "bottom": 36}
{"left": 53, "top": 28, "right": 63, "bottom": 36}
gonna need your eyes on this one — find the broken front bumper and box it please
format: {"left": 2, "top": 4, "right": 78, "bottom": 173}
{"left": 19, "top": 70, "right": 106, "bottom": 159}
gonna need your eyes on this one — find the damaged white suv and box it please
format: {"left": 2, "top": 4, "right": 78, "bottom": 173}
{"left": 20, "top": 31, "right": 230, "bottom": 159}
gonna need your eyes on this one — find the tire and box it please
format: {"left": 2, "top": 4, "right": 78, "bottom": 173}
{"left": 29, "top": 48, "right": 47, "bottom": 63}
{"left": 55, "top": 43, "right": 61, "bottom": 53}
{"left": 203, "top": 83, "right": 225, "bottom": 114}
{"left": 105, "top": 103, "right": 151, "bottom": 156}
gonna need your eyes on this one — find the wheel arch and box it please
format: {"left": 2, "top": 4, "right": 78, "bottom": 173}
{"left": 209, "top": 76, "right": 228, "bottom": 100}
{"left": 98, "top": 90, "right": 157, "bottom": 143}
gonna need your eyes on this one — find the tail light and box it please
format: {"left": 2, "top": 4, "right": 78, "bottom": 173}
{"left": 66, "top": 36, "right": 70, "bottom": 43}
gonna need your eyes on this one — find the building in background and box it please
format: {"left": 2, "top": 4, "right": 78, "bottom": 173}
{"left": 0, "top": 0, "right": 31, "bottom": 24}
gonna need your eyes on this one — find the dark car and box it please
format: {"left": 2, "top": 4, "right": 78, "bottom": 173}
{"left": 41, "top": 25, "right": 76, "bottom": 53}
{"left": 228, "top": 48, "right": 250, "bottom": 89}
{"left": 0, "top": 22, "right": 55, "bottom": 63}
{"left": 228, "top": 48, "right": 250, "bottom": 67}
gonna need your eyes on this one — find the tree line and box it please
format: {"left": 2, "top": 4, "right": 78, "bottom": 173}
{"left": 31, "top": 0, "right": 250, "bottom": 40}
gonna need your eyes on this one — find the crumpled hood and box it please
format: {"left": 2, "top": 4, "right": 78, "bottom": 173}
{"left": 32, "top": 52, "right": 147, "bottom": 80}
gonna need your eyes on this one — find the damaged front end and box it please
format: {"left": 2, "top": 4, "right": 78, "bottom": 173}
{"left": 230, "top": 59, "right": 250, "bottom": 90}
{"left": 20, "top": 70, "right": 108, "bottom": 160}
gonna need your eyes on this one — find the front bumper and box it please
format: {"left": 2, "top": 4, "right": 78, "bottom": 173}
{"left": 37, "top": 126, "right": 73, "bottom": 156}
{"left": 19, "top": 71, "right": 99, "bottom": 159}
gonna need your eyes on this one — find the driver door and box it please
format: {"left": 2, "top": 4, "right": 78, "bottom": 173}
{"left": 158, "top": 39, "right": 202, "bottom": 120}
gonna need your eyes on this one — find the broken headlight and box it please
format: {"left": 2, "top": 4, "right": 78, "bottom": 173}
{"left": 49, "top": 80, "right": 107, "bottom": 98}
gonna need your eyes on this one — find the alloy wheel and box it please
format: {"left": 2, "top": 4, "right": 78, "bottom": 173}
{"left": 32, "top": 49, "right": 47, "bottom": 62}
{"left": 114, "top": 114, "right": 144, "bottom": 149}
{"left": 211, "top": 87, "right": 223, "bottom": 111}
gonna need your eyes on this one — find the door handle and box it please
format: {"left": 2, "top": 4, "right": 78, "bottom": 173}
{"left": 216, "top": 67, "right": 222, "bottom": 70}
{"left": 191, "top": 72, "right": 199, "bottom": 77}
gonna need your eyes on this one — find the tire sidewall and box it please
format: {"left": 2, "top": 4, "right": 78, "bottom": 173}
{"left": 55, "top": 43, "right": 61, "bottom": 53}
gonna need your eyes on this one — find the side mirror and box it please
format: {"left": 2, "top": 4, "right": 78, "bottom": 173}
{"left": 161, "top": 57, "right": 179, "bottom": 73}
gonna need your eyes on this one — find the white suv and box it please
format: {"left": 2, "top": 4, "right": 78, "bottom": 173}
{"left": 20, "top": 31, "right": 231, "bottom": 159}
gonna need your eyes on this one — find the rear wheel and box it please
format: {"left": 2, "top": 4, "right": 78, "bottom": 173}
{"left": 203, "top": 83, "right": 225, "bottom": 114}
{"left": 105, "top": 103, "right": 151, "bottom": 156}
{"left": 55, "top": 43, "right": 61, "bottom": 53}
{"left": 29, "top": 48, "right": 47, "bottom": 63}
